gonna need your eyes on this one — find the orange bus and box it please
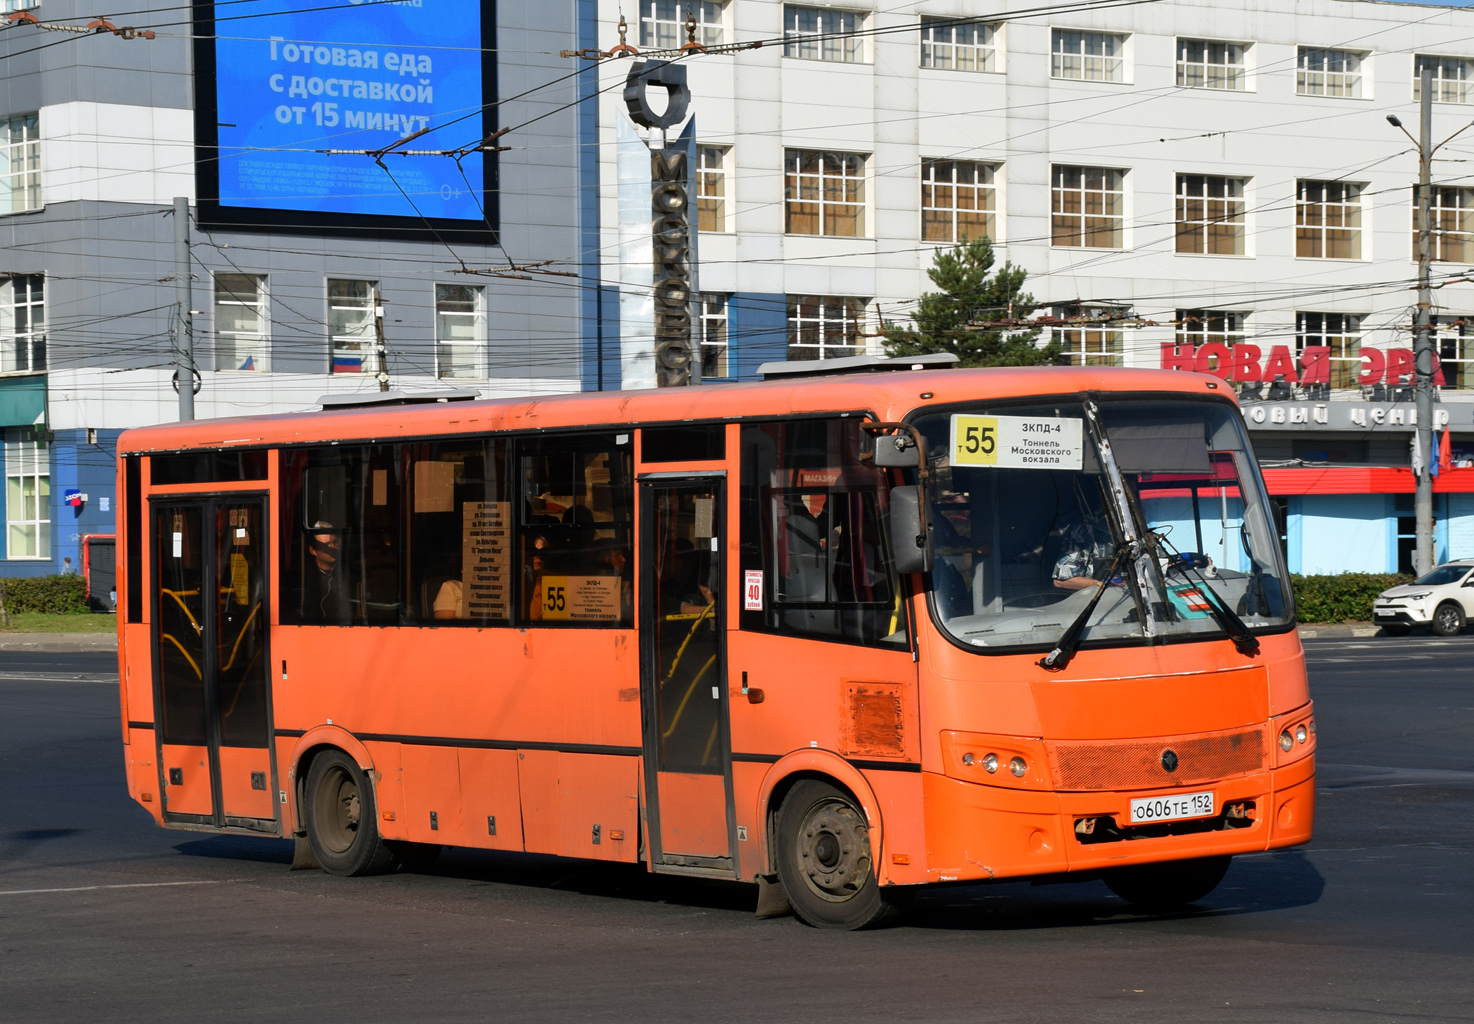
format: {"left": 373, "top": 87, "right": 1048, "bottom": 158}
{"left": 114, "top": 363, "right": 1314, "bottom": 929}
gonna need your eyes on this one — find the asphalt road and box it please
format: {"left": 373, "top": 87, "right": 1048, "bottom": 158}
{"left": 1, "top": 639, "right": 1471, "bottom": 1023}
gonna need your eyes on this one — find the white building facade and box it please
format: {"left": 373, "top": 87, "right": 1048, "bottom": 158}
{"left": 595, "top": 0, "right": 1474, "bottom": 575}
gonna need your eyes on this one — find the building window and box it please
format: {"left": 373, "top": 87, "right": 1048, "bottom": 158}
{"left": 784, "top": 5, "right": 862, "bottom": 63}
{"left": 435, "top": 284, "right": 482, "bottom": 379}
{"left": 1051, "top": 30, "right": 1125, "bottom": 82}
{"left": 1176, "top": 175, "right": 1245, "bottom": 255}
{"left": 0, "top": 113, "right": 41, "bottom": 216}
{"left": 1, "top": 275, "right": 43, "bottom": 374}
{"left": 787, "top": 295, "right": 864, "bottom": 361}
{"left": 697, "top": 145, "right": 728, "bottom": 233}
{"left": 1297, "top": 312, "right": 1362, "bottom": 388}
{"left": 1415, "top": 55, "right": 1474, "bottom": 103}
{"left": 1051, "top": 166, "right": 1124, "bottom": 248}
{"left": 639, "top": 0, "right": 724, "bottom": 49}
{"left": 328, "top": 279, "right": 377, "bottom": 374}
{"left": 1176, "top": 310, "right": 1247, "bottom": 375}
{"left": 5, "top": 429, "right": 49, "bottom": 559}
{"left": 1297, "top": 48, "right": 1363, "bottom": 98}
{"left": 1, "top": 0, "right": 40, "bottom": 11}
{"left": 1053, "top": 305, "right": 1124, "bottom": 367}
{"left": 785, "top": 150, "right": 865, "bottom": 237}
{"left": 214, "top": 274, "right": 266, "bottom": 372}
{"left": 920, "top": 18, "right": 997, "bottom": 72}
{"left": 921, "top": 160, "right": 995, "bottom": 243}
{"left": 1436, "top": 316, "right": 1472, "bottom": 390}
{"left": 1296, "top": 180, "right": 1362, "bottom": 259}
{"left": 1176, "top": 39, "right": 1247, "bottom": 89}
{"left": 1423, "top": 186, "right": 1474, "bottom": 263}
{"left": 699, "top": 293, "right": 729, "bottom": 378}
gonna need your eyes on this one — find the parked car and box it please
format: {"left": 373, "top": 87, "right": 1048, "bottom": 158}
{"left": 1373, "top": 561, "right": 1474, "bottom": 635}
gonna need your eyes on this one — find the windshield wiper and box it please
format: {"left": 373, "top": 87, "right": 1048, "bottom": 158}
{"left": 1038, "top": 542, "right": 1132, "bottom": 671}
{"left": 1155, "top": 534, "right": 1261, "bottom": 656}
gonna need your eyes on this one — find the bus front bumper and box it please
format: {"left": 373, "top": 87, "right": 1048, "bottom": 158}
{"left": 914, "top": 753, "right": 1315, "bottom": 884}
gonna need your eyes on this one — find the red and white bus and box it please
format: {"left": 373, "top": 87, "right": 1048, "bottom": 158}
{"left": 115, "top": 362, "right": 1314, "bottom": 928}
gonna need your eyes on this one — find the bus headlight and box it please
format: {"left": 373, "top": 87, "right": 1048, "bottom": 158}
{"left": 1279, "top": 730, "right": 1294, "bottom": 752}
{"left": 1009, "top": 756, "right": 1028, "bottom": 778}
{"left": 1295, "top": 725, "right": 1308, "bottom": 744}
{"left": 982, "top": 753, "right": 999, "bottom": 774}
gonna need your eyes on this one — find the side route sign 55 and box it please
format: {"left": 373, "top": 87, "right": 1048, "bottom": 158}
{"left": 949, "top": 414, "right": 1084, "bottom": 470}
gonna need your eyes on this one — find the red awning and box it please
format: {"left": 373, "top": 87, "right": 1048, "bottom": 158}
{"left": 1259, "top": 466, "right": 1474, "bottom": 495}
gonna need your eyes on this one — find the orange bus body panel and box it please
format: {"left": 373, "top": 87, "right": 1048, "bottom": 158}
{"left": 115, "top": 366, "right": 1313, "bottom": 894}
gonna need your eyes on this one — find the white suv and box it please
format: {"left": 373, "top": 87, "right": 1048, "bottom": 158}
{"left": 1373, "top": 561, "right": 1474, "bottom": 635}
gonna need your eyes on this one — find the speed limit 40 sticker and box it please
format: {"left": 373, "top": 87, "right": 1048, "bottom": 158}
{"left": 949, "top": 414, "right": 1084, "bottom": 470}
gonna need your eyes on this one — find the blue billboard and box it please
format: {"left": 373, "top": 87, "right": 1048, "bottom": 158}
{"left": 196, "top": 0, "right": 495, "bottom": 239}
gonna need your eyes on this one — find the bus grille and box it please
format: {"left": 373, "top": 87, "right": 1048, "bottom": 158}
{"left": 1047, "top": 726, "right": 1267, "bottom": 792}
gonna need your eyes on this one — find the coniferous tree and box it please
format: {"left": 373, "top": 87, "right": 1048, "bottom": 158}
{"left": 882, "top": 237, "right": 1060, "bottom": 367}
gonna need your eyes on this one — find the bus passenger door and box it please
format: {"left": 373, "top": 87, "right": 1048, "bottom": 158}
{"left": 153, "top": 497, "right": 276, "bottom": 831}
{"left": 639, "top": 477, "right": 736, "bottom": 875}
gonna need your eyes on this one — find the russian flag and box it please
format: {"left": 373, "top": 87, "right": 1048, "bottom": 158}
{"left": 332, "top": 354, "right": 363, "bottom": 373}
{"left": 238, "top": 355, "right": 254, "bottom": 371}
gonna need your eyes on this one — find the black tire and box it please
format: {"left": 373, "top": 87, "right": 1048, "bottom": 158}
{"left": 303, "top": 750, "right": 396, "bottom": 876}
{"left": 1104, "top": 854, "right": 1232, "bottom": 911}
{"left": 1381, "top": 623, "right": 1412, "bottom": 636}
{"left": 1431, "top": 602, "right": 1466, "bottom": 636}
{"left": 386, "top": 841, "right": 442, "bottom": 873}
{"left": 774, "top": 780, "right": 898, "bottom": 930}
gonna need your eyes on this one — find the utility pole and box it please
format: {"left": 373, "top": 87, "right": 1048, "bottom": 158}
{"left": 173, "top": 196, "right": 195, "bottom": 421}
{"left": 373, "top": 287, "right": 390, "bottom": 392}
{"left": 1414, "top": 65, "right": 1435, "bottom": 576}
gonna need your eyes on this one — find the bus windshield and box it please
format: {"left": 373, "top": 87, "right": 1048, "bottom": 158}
{"left": 911, "top": 396, "right": 1292, "bottom": 652}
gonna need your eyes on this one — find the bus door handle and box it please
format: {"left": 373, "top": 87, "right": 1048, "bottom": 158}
{"left": 742, "top": 671, "right": 765, "bottom": 704}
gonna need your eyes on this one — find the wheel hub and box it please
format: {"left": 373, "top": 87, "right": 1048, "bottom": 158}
{"left": 798, "top": 800, "right": 872, "bottom": 902}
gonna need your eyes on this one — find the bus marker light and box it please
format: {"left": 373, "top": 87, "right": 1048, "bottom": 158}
{"left": 141, "top": 792, "right": 152, "bottom": 803}
{"left": 982, "top": 753, "right": 998, "bottom": 773}
{"left": 1295, "top": 725, "right": 1308, "bottom": 744}
{"left": 961, "top": 752, "right": 974, "bottom": 766}
{"left": 891, "top": 854, "right": 910, "bottom": 865}
{"left": 1010, "top": 757, "right": 1027, "bottom": 778}
{"left": 382, "top": 811, "right": 394, "bottom": 822}
{"left": 1279, "top": 730, "right": 1294, "bottom": 752}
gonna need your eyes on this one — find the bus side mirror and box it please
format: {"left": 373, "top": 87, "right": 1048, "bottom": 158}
{"left": 889, "top": 486, "right": 933, "bottom": 575}
{"left": 873, "top": 432, "right": 918, "bottom": 469}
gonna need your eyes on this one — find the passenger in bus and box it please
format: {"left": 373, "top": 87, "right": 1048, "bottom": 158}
{"left": 1052, "top": 516, "right": 1116, "bottom": 590}
{"left": 525, "top": 533, "right": 549, "bottom": 620}
{"left": 306, "top": 521, "right": 352, "bottom": 622}
{"left": 432, "top": 578, "right": 464, "bottom": 619}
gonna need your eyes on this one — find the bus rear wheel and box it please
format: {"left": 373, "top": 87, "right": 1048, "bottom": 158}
{"left": 304, "top": 750, "right": 395, "bottom": 876}
{"left": 775, "top": 780, "right": 897, "bottom": 930}
{"left": 1104, "top": 854, "right": 1231, "bottom": 911}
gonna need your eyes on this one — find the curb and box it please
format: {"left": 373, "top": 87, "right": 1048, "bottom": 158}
{"left": 0, "top": 632, "right": 118, "bottom": 652}
{"left": 1296, "top": 623, "right": 1385, "bottom": 639}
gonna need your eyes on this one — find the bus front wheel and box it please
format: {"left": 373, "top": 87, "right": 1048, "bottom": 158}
{"left": 1103, "top": 854, "right": 1231, "bottom": 911}
{"left": 304, "top": 749, "right": 396, "bottom": 876}
{"left": 775, "top": 780, "right": 897, "bottom": 930}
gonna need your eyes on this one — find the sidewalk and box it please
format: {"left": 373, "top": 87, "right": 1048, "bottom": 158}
{"left": 0, "top": 632, "right": 118, "bottom": 652}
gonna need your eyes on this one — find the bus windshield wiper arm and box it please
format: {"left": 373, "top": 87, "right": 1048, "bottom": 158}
{"left": 1158, "top": 536, "right": 1260, "bottom": 656}
{"left": 1038, "top": 543, "right": 1132, "bottom": 671}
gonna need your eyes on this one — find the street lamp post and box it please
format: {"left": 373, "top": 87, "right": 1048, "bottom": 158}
{"left": 1387, "top": 68, "right": 1474, "bottom": 574}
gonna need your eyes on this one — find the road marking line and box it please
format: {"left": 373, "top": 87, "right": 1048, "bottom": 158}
{"left": 0, "top": 672, "right": 116, "bottom": 683}
{"left": 0, "top": 880, "right": 229, "bottom": 896}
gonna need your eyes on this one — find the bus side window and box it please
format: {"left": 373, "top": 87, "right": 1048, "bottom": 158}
{"left": 739, "top": 419, "right": 907, "bottom": 647}
{"left": 404, "top": 439, "right": 513, "bottom": 625}
{"left": 518, "top": 434, "right": 634, "bottom": 627}
{"left": 279, "top": 445, "right": 401, "bottom": 626}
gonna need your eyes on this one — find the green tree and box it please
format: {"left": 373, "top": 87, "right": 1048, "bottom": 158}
{"left": 881, "top": 237, "right": 1059, "bottom": 367}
